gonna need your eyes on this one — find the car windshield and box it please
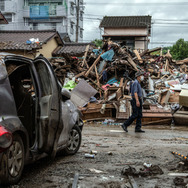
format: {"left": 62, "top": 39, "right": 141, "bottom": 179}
{"left": 0, "top": 58, "right": 7, "bottom": 81}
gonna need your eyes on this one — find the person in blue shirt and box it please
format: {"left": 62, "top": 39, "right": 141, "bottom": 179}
{"left": 121, "top": 71, "right": 145, "bottom": 133}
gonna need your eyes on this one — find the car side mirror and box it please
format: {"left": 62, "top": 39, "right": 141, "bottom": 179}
{"left": 61, "top": 88, "right": 71, "bottom": 100}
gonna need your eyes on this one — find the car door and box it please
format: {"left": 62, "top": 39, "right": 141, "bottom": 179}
{"left": 33, "top": 56, "right": 63, "bottom": 157}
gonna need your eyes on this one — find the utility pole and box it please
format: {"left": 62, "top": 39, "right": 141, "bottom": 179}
{"left": 75, "top": 0, "right": 79, "bottom": 42}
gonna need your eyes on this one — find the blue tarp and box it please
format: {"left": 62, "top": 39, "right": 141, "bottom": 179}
{"left": 101, "top": 49, "right": 114, "bottom": 61}
{"left": 106, "top": 77, "right": 117, "bottom": 85}
{"left": 93, "top": 49, "right": 102, "bottom": 56}
{"left": 30, "top": 6, "right": 49, "bottom": 19}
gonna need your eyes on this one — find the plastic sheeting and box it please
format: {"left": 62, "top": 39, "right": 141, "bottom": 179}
{"left": 101, "top": 49, "right": 114, "bottom": 61}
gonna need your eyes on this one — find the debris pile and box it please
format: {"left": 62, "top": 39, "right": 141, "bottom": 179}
{"left": 50, "top": 40, "right": 188, "bottom": 124}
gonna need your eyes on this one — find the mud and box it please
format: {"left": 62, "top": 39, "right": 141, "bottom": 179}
{"left": 6, "top": 124, "right": 188, "bottom": 188}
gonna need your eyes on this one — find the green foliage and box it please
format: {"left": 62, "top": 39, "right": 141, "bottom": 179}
{"left": 92, "top": 39, "right": 103, "bottom": 48}
{"left": 162, "top": 46, "right": 171, "bottom": 55}
{"left": 170, "top": 38, "right": 188, "bottom": 60}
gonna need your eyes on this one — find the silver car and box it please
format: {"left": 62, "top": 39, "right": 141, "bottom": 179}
{"left": 0, "top": 54, "right": 83, "bottom": 185}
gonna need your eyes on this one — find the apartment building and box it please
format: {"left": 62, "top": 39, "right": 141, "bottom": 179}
{"left": 0, "top": 0, "right": 84, "bottom": 42}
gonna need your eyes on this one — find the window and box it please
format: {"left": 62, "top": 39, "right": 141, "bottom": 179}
{"left": 4, "top": 14, "right": 12, "bottom": 22}
{"left": 80, "top": 12, "right": 83, "bottom": 21}
{"left": 0, "top": 1, "right": 5, "bottom": 11}
{"left": 80, "top": 28, "right": 83, "bottom": 38}
{"left": 24, "top": 18, "right": 28, "bottom": 26}
{"left": 70, "top": 3, "right": 74, "bottom": 15}
{"left": 44, "top": 23, "right": 56, "bottom": 29}
{"left": 70, "top": 22, "right": 74, "bottom": 34}
{"left": 33, "top": 23, "right": 38, "bottom": 30}
{"left": 48, "top": 3, "right": 58, "bottom": 15}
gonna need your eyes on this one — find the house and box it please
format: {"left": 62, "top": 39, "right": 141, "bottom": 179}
{"left": 99, "top": 15, "right": 152, "bottom": 51}
{"left": 53, "top": 42, "right": 95, "bottom": 57}
{"left": 0, "top": 12, "right": 8, "bottom": 24}
{"left": 0, "top": 0, "right": 84, "bottom": 42}
{"left": 0, "top": 30, "right": 63, "bottom": 59}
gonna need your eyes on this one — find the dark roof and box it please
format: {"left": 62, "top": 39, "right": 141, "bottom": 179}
{"left": 100, "top": 15, "right": 151, "bottom": 28}
{"left": 59, "top": 33, "right": 71, "bottom": 43}
{"left": 0, "top": 30, "right": 63, "bottom": 51}
{"left": 0, "top": 12, "right": 8, "bottom": 24}
{"left": 53, "top": 42, "right": 95, "bottom": 56}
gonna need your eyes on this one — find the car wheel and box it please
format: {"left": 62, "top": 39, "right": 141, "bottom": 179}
{"left": 0, "top": 134, "right": 25, "bottom": 185}
{"left": 64, "top": 125, "right": 82, "bottom": 155}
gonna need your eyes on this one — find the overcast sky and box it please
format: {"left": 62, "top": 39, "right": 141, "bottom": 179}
{"left": 83, "top": 0, "right": 188, "bottom": 49}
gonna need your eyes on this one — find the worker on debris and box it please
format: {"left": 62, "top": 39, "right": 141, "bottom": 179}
{"left": 121, "top": 71, "right": 145, "bottom": 133}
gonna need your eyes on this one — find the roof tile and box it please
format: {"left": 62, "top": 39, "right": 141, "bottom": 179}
{"left": 100, "top": 15, "right": 152, "bottom": 28}
{"left": 0, "top": 30, "right": 62, "bottom": 51}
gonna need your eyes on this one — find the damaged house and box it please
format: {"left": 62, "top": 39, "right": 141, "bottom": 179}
{"left": 0, "top": 30, "right": 64, "bottom": 59}
{"left": 99, "top": 15, "right": 152, "bottom": 51}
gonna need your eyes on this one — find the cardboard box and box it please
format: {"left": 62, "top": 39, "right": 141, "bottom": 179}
{"left": 179, "top": 89, "right": 188, "bottom": 107}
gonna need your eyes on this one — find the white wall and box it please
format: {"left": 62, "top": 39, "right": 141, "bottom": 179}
{"left": 103, "top": 27, "right": 148, "bottom": 36}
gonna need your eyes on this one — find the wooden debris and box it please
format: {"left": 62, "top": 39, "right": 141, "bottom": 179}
{"left": 133, "top": 49, "right": 143, "bottom": 63}
{"left": 85, "top": 54, "right": 102, "bottom": 77}
{"left": 82, "top": 44, "right": 90, "bottom": 68}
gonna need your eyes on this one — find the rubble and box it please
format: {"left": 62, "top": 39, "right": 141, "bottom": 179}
{"left": 50, "top": 40, "right": 188, "bottom": 124}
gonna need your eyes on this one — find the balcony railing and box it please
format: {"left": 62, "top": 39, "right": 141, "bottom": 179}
{"left": 23, "top": 5, "right": 66, "bottom": 18}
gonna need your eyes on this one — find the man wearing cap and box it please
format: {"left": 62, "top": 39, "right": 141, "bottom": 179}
{"left": 121, "top": 71, "right": 145, "bottom": 133}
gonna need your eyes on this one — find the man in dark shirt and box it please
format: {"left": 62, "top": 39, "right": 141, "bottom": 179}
{"left": 121, "top": 71, "right": 145, "bottom": 133}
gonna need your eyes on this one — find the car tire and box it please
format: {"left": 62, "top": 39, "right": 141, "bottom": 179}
{"left": 63, "top": 125, "right": 82, "bottom": 155}
{"left": 0, "top": 134, "right": 25, "bottom": 185}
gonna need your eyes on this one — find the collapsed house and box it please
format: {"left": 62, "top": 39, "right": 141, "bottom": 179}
{"left": 51, "top": 40, "right": 188, "bottom": 125}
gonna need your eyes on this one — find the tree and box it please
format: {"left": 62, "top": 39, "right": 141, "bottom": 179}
{"left": 92, "top": 39, "right": 103, "bottom": 48}
{"left": 170, "top": 38, "right": 188, "bottom": 60}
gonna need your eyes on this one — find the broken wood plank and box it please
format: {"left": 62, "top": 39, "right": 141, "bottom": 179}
{"left": 128, "top": 175, "right": 138, "bottom": 188}
{"left": 133, "top": 49, "right": 143, "bottom": 63}
{"left": 82, "top": 45, "right": 90, "bottom": 68}
{"left": 145, "top": 47, "right": 162, "bottom": 55}
{"left": 142, "top": 118, "right": 172, "bottom": 125}
{"left": 85, "top": 55, "right": 101, "bottom": 77}
{"left": 119, "top": 78, "right": 124, "bottom": 87}
{"left": 94, "top": 65, "right": 101, "bottom": 97}
{"left": 94, "top": 65, "right": 100, "bottom": 88}
{"left": 116, "top": 88, "right": 122, "bottom": 100}
{"left": 140, "top": 49, "right": 149, "bottom": 57}
{"left": 164, "top": 59, "right": 169, "bottom": 72}
{"left": 127, "top": 56, "right": 138, "bottom": 71}
{"left": 75, "top": 71, "right": 86, "bottom": 78}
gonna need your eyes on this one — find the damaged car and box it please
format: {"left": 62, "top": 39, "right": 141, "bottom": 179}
{"left": 0, "top": 53, "right": 83, "bottom": 185}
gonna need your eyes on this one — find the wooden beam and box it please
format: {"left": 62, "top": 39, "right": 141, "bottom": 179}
{"left": 119, "top": 78, "right": 124, "bottom": 87}
{"left": 82, "top": 45, "right": 90, "bottom": 68}
{"left": 75, "top": 71, "right": 86, "bottom": 78}
{"left": 127, "top": 56, "right": 138, "bottom": 71}
{"left": 94, "top": 65, "right": 101, "bottom": 97}
{"left": 133, "top": 49, "right": 143, "bottom": 63}
{"left": 85, "top": 55, "right": 101, "bottom": 77}
{"left": 116, "top": 88, "right": 122, "bottom": 100}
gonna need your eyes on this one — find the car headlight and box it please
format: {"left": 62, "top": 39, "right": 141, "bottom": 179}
{"left": 0, "top": 126, "right": 12, "bottom": 149}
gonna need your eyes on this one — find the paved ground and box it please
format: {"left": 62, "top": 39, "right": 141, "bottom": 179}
{"left": 7, "top": 123, "right": 188, "bottom": 188}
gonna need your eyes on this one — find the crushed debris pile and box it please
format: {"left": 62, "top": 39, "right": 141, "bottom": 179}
{"left": 50, "top": 40, "right": 188, "bottom": 124}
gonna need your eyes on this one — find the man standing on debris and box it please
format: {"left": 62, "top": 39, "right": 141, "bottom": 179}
{"left": 121, "top": 71, "right": 145, "bottom": 133}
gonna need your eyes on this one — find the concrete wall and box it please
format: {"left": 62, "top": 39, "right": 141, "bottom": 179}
{"left": 1, "top": 0, "right": 84, "bottom": 42}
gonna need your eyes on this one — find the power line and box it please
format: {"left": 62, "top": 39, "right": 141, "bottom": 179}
{"left": 85, "top": 2, "right": 188, "bottom": 6}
